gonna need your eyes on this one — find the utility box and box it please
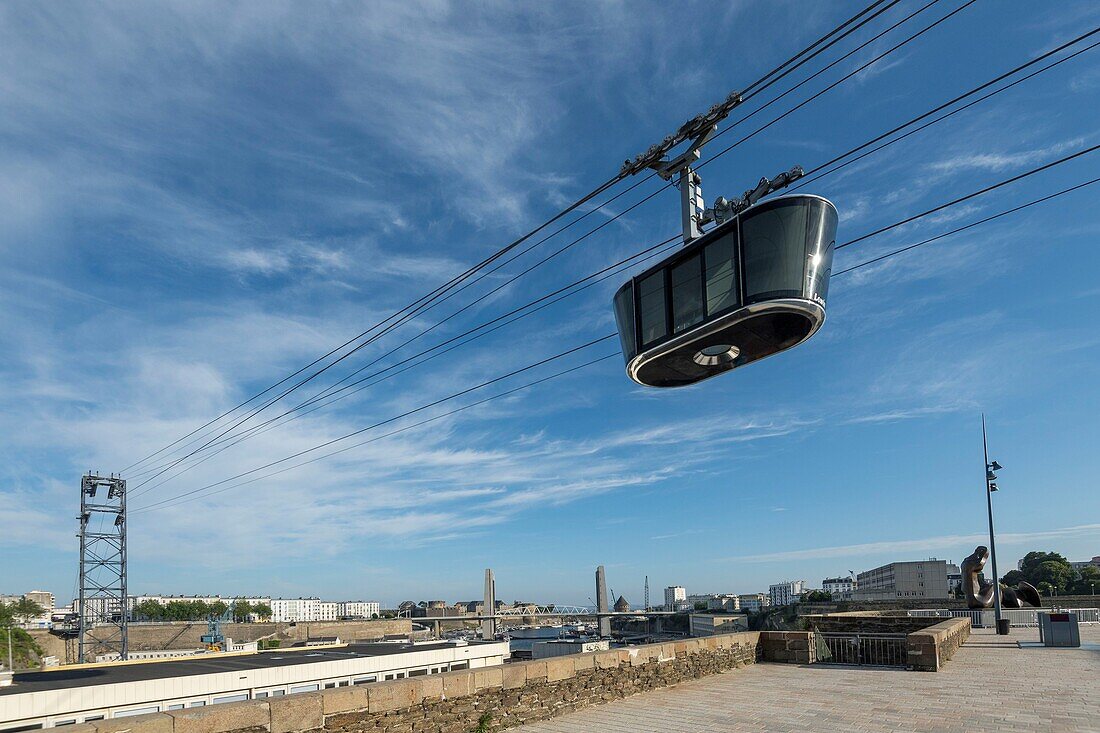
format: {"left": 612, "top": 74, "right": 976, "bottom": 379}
{"left": 1038, "top": 611, "right": 1081, "bottom": 647}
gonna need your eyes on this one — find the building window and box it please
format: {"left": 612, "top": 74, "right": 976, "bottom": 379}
{"left": 213, "top": 694, "right": 248, "bottom": 705}
{"left": 291, "top": 684, "right": 319, "bottom": 693}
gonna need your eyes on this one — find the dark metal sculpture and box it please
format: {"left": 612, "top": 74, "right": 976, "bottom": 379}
{"left": 961, "top": 545, "right": 1042, "bottom": 609}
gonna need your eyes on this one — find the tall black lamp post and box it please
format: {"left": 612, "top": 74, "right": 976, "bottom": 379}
{"left": 982, "top": 414, "right": 1007, "bottom": 634}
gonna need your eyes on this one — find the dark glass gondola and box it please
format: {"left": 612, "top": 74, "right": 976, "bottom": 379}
{"left": 613, "top": 194, "right": 837, "bottom": 388}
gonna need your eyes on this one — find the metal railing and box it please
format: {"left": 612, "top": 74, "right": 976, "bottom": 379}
{"left": 815, "top": 632, "right": 908, "bottom": 667}
{"left": 905, "top": 607, "right": 1100, "bottom": 628}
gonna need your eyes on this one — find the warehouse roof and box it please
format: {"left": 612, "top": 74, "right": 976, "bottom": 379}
{"left": 2, "top": 641, "right": 491, "bottom": 696}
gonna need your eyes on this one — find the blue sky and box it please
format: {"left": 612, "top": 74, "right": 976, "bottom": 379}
{"left": 1, "top": 1, "right": 1098, "bottom": 608}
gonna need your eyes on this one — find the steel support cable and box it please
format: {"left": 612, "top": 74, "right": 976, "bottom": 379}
{"left": 122, "top": 0, "right": 906, "bottom": 475}
{"left": 130, "top": 334, "right": 619, "bottom": 512}
{"left": 129, "top": 5, "right": 989, "bottom": 490}
{"left": 695, "top": 0, "right": 980, "bottom": 177}
{"left": 129, "top": 351, "right": 622, "bottom": 515}
{"left": 209, "top": 1, "right": 932, "bottom": 434}
{"left": 835, "top": 144, "right": 1100, "bottom": 250}
{"left": 790, "top": 27, "right": 1100, "bottom": 192}
{"left": 132, "top": 174, "right": 1100, "bottom": 514}
{"left": 125, "top": 176, "right": 677, "bottom": 493}
{"left": 121, "top": 170, "right": 654, "bottom": 486}
{"left": 738, "top": 0, "right": 897, "bottom": 98}
{"left": 834, "top": 176, "right": 1100, "bottom": 277}
{"left": 121, "top": 172, "right": 619, "bottom": 476}
{"left": 708, "top": 0, "right": 937, "bottom": 145}
{"left": 128, "top": 235, "right": 684, "bottom": 490}
{"left": 129, "top": 154, "right": 1096, "bottom": 512}
{"left": 127, "top": 238, "right": 682, "bottom": 493}
{"left": 129, "top": 2, "right": 956, "bottom": 488}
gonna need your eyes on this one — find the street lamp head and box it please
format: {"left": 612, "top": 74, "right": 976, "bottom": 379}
{"left": 987, "top": 470, "right": 997, "bottom": 481}
{"left": 988, "top": 482, "right": 998, "bottom": 492}
{"left": 989, "top": 460, "right": 1003, "bottom": 471}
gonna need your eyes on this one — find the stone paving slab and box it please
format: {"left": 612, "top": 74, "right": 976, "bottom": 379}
{"left": 523, "top": 627, "right": 1100, "bottom": 733}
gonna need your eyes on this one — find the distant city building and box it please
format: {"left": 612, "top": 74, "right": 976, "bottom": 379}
{"left": 613, "top": 596, "right": 630, "bottom": 613}
{"left": 737, "top": 593, "right": 769, "bottom": 612}
{"left": 339, "top": 601, "right": 380, "bottom": 618}
{"left": 821, "top": 577, "right": 856, "bottom": 597}
{"left": 689, "top": 613, "right": 748, "bottom": 636}
{"left": 708, "top": 595, "right": 740, "bottom": 612}
{"left": 769, "top": 581, "right": 806, "bottom": 607}
{"left": 23, "top": 591, "right": 55, "bottom": 612}
{"left": 664, "top": 586, "right": 687, "bottom": 612}
{"left": 854, "top": 560, "right": 949, "bottom": 601}
{"left": 945, "top": 563, "right": 962, "bottom": 596}
{"left": 1070, "top": 556, "right": 1100, "bottom": 571}
{"left": 270, "top": 598, "right": 321, "bottom": 622}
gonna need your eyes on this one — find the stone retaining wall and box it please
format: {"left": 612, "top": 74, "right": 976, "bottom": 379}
{"left": 31, "top": 620, "right": 415, "bottom": 663}
{"left": 907, "top": 617, "right": 971, "bottom": 672}
{"left": 59, "top": 633, "right": 764, "bottom": 733}
{"left": 757, "top": 631, "right": 817, "bottom": 664}
{"left": 803, "top": 612, "right": 946, "bottom": 635}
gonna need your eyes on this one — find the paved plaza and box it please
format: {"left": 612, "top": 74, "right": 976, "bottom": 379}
{"left": 524, "top": 627, "right": 1100, "bottom": 733}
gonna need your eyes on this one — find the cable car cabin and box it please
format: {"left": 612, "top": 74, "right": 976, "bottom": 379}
{"left": 613, "top": 194, "right": 837, "bottom": 388}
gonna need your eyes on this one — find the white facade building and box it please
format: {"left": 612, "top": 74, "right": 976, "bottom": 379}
{"left": 339, "top": 602, "right": 380, "bottom": 619}
{"left": 663, "top": 586, "right": 687, "bottom": 612}
{"left": 737, "top": 594, "right": 769, "bottom": 612}
{"left": 768, "top": 581, "right": 806, "bottom": 607}
{"left": 270, "top": 598, "right": 321, "bottom": 623}
{"left": 821, "top": 577, "right": 856, "bottom": 596}
{"left": 317, "top": 602, "right": 339, "bottom": 621}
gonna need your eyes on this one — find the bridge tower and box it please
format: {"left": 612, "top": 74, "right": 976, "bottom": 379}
{"left": 481, "top": 568, "right": 496, "bottom": 640}
{"left": 595, "top": 565, "right": 611, "bottom": 638}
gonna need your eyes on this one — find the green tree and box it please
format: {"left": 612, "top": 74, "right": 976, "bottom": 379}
{"left": 0, "top": 626, "right": 43, "bottom": 670}
{"left": 1071, "top": 565, "right": 1099, "bottom": 595}
{"left": 253, "top": 603, "right": 272, "bottom": 622}
{"left": 232, "top": 599, "right": 253, "bottom": 622}
{"left": 1036, "top": 581, "right": 1054, "bottom": 597}
{"left": 134, "top": 600, "right": 165, "bottom": 621}
{"left": 1018, "top": 551, "right": 1072, "bottom": 587}
{"left": 11, "top": 598, "right": 45, "bottom": 624}
{"left": 208, "top": 601, "right": 228, "bottom": 619}
{"left": 800, "top": 590, "right": 832, "bottom": 603}
{"left": 1033, "top": 561, "right": 1074, "bottom": 594}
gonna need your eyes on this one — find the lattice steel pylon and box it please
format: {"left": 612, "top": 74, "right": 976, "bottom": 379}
{"left": 78, "top": 473, "right": 128, "bottom": 663}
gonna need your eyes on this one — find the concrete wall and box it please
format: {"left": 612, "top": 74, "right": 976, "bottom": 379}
{"left": 52, "top": 632, "right": 764, "bottom": 733}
